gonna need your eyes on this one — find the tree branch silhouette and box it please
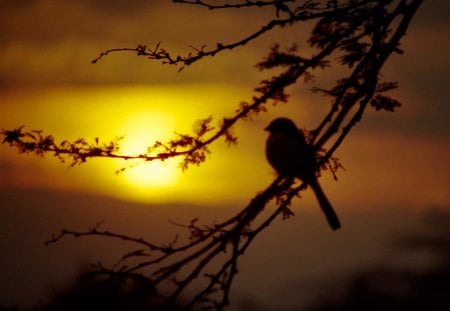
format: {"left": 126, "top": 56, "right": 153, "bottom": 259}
{"left": 45, "top": 177, "right": 298, "bottom": 310}
{"left": 173, "top": 0, "right": 295, "bottom": 10}
{"left": 2, "top": 0, "right": 423, "bottom": 310}
{"left": 91, "top": 0, "right": 374, "bottom": 68}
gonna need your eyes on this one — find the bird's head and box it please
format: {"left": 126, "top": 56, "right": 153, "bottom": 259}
{"left": 265, "top": 117, "right": 298, "bottom": 134}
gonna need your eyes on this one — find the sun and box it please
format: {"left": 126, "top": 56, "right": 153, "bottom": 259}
{"left": 117, "top": 111, "right": 181, "bottom": 190}
{"left": 122, "top": 159, "right": 180, "bottom": 188}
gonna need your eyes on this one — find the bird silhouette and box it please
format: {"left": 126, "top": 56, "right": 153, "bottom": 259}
{"left": 265, "top": 117, "right": 341, "bottom": 230}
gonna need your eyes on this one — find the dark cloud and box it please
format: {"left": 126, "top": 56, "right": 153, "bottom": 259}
{"left": 0, "top": 0, "right": 446, "bottom": 81}
{"left": 415, "top": 0, "right": 450, "bottom": 25}
{"left": 83, "top": 0, "right": 163, "bottom": 13}
{"left": 0, "top": 0, "right": 269, "bottom": 86}
{"left": 0, "top": 0, "right": 38, "bottom": 10}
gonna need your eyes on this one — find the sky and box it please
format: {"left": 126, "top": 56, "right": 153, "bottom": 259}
{"left": 0, "top": 0, "right": 449, "bottom": 309}
{"left": 0, "top": 0, "right": 448, "bottom": 207}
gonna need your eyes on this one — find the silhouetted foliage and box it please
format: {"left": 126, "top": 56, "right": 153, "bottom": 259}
{"left": 33, "top": 268, "right": 185, "bottom": 311}
{"left": 1, "top": 0, "right": 424, "bottom": 310}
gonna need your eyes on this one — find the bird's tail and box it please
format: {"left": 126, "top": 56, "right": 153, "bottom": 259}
{"left": 309, "top": 178, "right": 341, "bottom": 230}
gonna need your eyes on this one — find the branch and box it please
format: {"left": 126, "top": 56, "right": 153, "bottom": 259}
{"left": 45, "top": 220, "right": 173, "bottom": 253}
{"left": 45, "top": 177, "right": 296, "bottom": 309}
{"left": 3, "top": 43, "right": 333, "bottom": 170}
{"left": 91, "top": 0, "right": 372, "bottom": 68}
{"left": 6, "top": 1, "right": 425, "bottom": 309}
{"left": 312, "top": 0, "right": 424, "bottom": 161}
{"left": 173, "top": 0, "right": 296, "bottom": 10}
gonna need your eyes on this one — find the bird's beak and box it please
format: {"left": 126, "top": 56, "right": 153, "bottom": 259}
{"left": 264, "top": 125, "right": 269, "bottom": 131}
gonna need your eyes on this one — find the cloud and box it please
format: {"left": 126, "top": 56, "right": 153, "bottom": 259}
{"left": 0, "top": 0, "right": 273, "bottom": 87}
{"left": 2, "top": 0, "right": 447, "bottom": 93}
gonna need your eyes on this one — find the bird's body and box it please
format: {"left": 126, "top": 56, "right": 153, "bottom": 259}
{"left": 265, "top": 118, "right": 341, "bottom": 230}
{"left": 265, "top": 121, "right": 315, "bottom": 181}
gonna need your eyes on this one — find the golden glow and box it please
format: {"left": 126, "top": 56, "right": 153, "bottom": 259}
{"left": 3, "top": 85, "right": 447, "bottom": 208}
{"left": 0, "top": 85, "right": 265, "bottom": 205}
{"left": 117, "top": 111, "right": 181, "bottom": 189}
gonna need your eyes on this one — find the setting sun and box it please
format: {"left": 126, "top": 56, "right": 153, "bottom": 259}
{"left": 1, "top": 1, "right": 448, "bottom": 310}
{"left": 118, "top": 111, "right": 181, "bottom": 189}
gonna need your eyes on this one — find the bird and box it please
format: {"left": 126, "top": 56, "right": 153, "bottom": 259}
{"left": 265, "top": 117, "right": 341, "bottom": 230}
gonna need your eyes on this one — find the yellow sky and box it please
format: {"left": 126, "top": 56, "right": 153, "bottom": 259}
{"left": 0, "top": 0, "right": 449, "bottom": 209}
{"left": 2, "top": 2, "right": 450, "bottom": 310}
{"left": 0, "top": 85, "right": 267, "bottom": 203}
{"left": 1, "top": 84, "right": 448, "bottom": 210}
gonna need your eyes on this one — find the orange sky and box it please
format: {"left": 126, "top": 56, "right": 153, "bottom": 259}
{"left": 1, "top": 1, "right": 450, "bottom": 310}
{"left": 0, "top": 0, "right": 449, "bottom": 209}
